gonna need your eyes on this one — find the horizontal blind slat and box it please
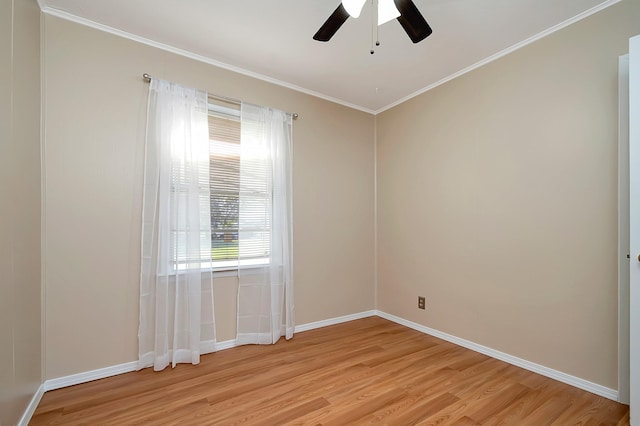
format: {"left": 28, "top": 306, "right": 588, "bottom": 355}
{"left": 208, "top": 109, "right": 270, "bottom": 265}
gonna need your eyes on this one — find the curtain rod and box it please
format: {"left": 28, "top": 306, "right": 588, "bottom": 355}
{"left": 142, "top": 73, "right": 298, "bottom": 120}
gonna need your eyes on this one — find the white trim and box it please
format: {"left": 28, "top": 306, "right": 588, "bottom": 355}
{"left": 37, "top": 6, "right": 376, "bottom": 116}
{"left": 375, "top": 311, "right": 619, "bottom": 401}
{"left": 629, "top": 32, "right": 640, "bottom": 423}
{"left": 294, "top": 310, "right": 377, "bottom": 333}
{"left": 37, "top": 1, "right": 622, "bottom": 115}
{"left": 17, "top": 384, "right": 45, "bottom": 426}
{"left": 33, "top": 309, "right": 617, "bottom": 416}
{"left": 43, "top": 361, "right": 139, "bottom": 391}
{"left": 618, "top": 53, "right": 631, "bottom": 405}
{"left": 38, "top": 311, "right": 374, "bottom": 393}
{"left": 42, "top": 338, "right": 236, "bottom": 391}
{"left": 374, "top": 0, "right": 623, "bottom": 114}
{"left": 214, "top": 338, "right": 238, "bottom": 352}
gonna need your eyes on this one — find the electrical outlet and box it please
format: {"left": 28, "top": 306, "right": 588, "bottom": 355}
{"left": 418, "top": 296, "right": 426, "bottom": 310}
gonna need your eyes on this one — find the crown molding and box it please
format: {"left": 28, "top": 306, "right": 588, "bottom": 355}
{"left": 38, "top": 6, "right": 377, "bottom": 115}
{"left": 375, "top": 0, "right": 623, "bottom": 114}
{"left": 38, "top": 1, "right": 622, "bottom": 112}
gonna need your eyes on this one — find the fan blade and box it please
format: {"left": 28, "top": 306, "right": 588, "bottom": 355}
{"left": 313, "top": 3, "right": 350, "bottom": 42}
{"left": 394, "top": 0, "right": 432, "bottom": 43}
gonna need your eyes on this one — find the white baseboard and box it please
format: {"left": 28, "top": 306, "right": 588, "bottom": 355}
{"left": 43, "top": 339, "right": 237, "bottom": 392}
{"left": 40, "top": 311, "right": 375, "bottom": 393}
{"left": 17, "top": 384, "right": 45, "bottom": 426}
{"left": 29, "top": 308, "right": 617, "bottom": 426}
{"left": 375, "top": 310, "right": 619, "bottom": 402}
{"left": 294, "top": 310, "right": 377, "bottom": 333}
{"left": 213, "top": 338, "right": 237, "bottom": 351}
{"left": 43, "top": 361, "right": 139, "bottom": 391}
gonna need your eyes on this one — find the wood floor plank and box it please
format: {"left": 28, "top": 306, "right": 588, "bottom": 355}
{"left": 30, "top": 317, "right": 629, "bottom": 425}
{"left": 358, "top": 368, "right": 460, "bottom": 424}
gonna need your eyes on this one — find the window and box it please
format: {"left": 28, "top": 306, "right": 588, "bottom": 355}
{"left": 208, "top": 101, "right": 241, "bottom": 270}
{"left": 208, "top": 99, "right": 270, "bottom": 271}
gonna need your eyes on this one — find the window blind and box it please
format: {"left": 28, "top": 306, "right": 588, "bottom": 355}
{"left": 209, "top": 109, "right": 240, "bottom": 263}
{"left": 208, "top": 99, "right": 271, "bottom": 267}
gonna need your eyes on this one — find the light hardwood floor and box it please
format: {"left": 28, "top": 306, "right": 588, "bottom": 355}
{"left": 31, "top": 317, "right": 629, "bottom": 425}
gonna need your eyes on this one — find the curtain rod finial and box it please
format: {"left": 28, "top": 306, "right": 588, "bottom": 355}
{"left": 143, "top": 73, "right": 152, "bottom": 82}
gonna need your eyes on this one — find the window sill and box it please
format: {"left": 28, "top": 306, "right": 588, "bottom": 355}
{"left": 213, "top": 269, "right": 238, "bottom": 278}
{"left": 166, "top": 258, "right": 270, "bottom": 278}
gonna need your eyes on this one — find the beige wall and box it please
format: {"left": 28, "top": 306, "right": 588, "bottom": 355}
{"left": 377, "top": 0, "right": 640, "bottom": 389}
{"left": 43, "top": 15, "right": 375, "bottom": 379}
{"left": 41, "top": 0, "right": 638, "bottom": 393}
{"left": 0, "top": 0, "right": 42, "bottom": 423}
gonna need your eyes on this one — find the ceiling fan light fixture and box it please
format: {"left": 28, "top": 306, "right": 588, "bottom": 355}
{"left": 377, "top": 0, "right": 401, "bottom": 25}
{"left": 342, "top": 0, "right": 367, "bottom": 18}
{"left": 314, "top": 0, "right": 431, "bottom": 44}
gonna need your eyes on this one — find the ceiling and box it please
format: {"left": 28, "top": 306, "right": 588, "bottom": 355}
{"left": 38, "top": 0, "right": 618, "bottom": 113}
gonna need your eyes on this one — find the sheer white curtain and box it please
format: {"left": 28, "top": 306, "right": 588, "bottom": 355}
{"left": 236, "top": 103, "right": 294, "bottom": 345}
{"left": 138, "top": 79, "right": 216, "bottom": 371}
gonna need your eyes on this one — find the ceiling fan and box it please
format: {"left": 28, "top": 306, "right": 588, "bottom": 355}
{"left": 313, "top": 0, "right": 433, "bottom": 46}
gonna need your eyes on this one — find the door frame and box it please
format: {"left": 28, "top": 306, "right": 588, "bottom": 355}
{"left": 619, "top": 53, "right": 630, "bottom": 405}
{"left": 629, "top": 33, "right": 640, "bottom": 424}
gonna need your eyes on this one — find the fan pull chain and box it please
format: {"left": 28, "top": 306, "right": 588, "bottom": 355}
{"left": 370, "top": 0, "right": 375, "bottom": 54}
{"left": 370, "top": 0, "right": 381, "bottom": 54}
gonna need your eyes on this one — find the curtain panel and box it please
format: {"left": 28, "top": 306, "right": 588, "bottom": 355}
{"left": 138, "top": 79, "right": 216, "bottom": 371}
{"left": 236, "top": 103, "right": 295, "bottom": 345}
